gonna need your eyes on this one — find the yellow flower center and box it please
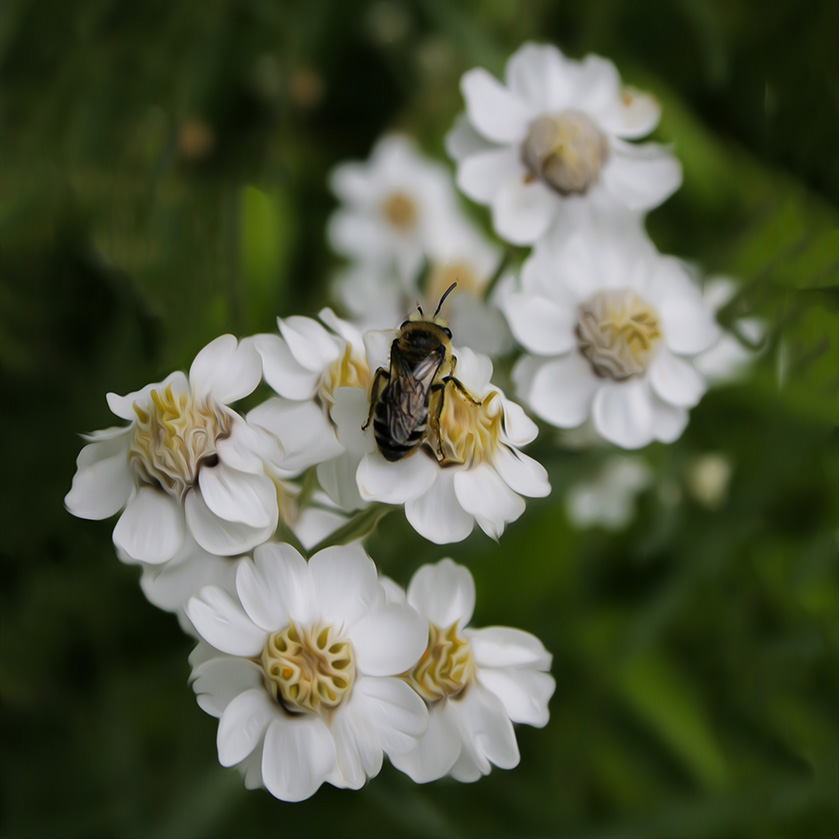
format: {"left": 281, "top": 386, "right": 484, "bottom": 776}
{"left": 437, "top": 386, "right": 502, "bottom": 468}
{"left": 317, "top": 343, "right": 371, "bottom": 413}
{"left": 576, "top": 289, "right": 663, "bottom": 380}
{"left": 381, "top": 190, "right": 418, "bottom": 231}
{"left": 408, "top": 621, "right": 475, "bottom": 703}
{"left": 521, "top": 110, "right": 610, "bottom": 196}
{"left": 128, "top": 384, "right": 231, "bottom": 499}
{"left": 425, "top": 260, "right": 483, "bottom": 303}
{"left": 262, "top": 621, "right": 356, "bottom": 717}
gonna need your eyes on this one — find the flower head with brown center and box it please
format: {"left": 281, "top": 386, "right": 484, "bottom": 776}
{"left": 521, "top": 110, "right": 610, "bottom": 196}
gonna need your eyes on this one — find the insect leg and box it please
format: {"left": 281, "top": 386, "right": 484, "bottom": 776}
{"left": 362, "top": 368, "right": 390, "bottom": 431}
{"left": 427, "top": 383, "right": 450, "bottom": 463}
{"left": 442, "top": 375, "right": 483, "bottom": 406}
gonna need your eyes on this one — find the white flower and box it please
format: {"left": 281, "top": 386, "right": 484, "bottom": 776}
{"left": 353, "top": 335, "right": 551, "bottom": 543}
{"left": 65, "top": 335, "right": 285, "bottom": 563}
{"left": 390, "top": 559, "right": 555, "bottom": 783}
{"left": 446, "top": 42, "right": 682, "bottom": 245}
{"left": 502, "top": 219, "right": 721, "bottom": 449}
{"left": 187, "top": 542, "right": 429, "bottom": 801}
{"left": 330, "top": 135, "right": 511, "bottom": 356}
{"left": 251, "top": 309, "right": 372, "bottom": 511}
{"left": 328, "top": 134, "right": 462, "bottom": 284}
{"left": 565, "top": 455, "right": 651, "bottom": 530}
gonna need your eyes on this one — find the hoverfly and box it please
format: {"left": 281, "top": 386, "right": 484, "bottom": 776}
{"left": 363, "top": 282, "right": 481, "bottom": 463}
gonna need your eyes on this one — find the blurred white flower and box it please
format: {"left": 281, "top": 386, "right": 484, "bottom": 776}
{"left": 502, "top": 220, "right": 721, "bottom": 449}
{"left": 330, "top": 135, "right": 511, "bottom": 355}
{"left": 353, "top": 336, "right": 551, "bottom": 543}
{"left": 684, "top": 452, "right": 733, "bottom": 509}
{"left": 695, "top": 277, "right": 765, "bottom": 383}
{"left": 446, "top": 42, "right": 681, "bottom": 245}
{"left": 65, "top": 335, "right": 285, "bottom": 562}
{"left": 187, "top": 543, "right": 428, "bottom": 801}
{"left": 565, "top": 455, "right": 651, "bottom": 530}
{"left": 390, "top": 559, "right": 555, "bottom": 783}
{"left": 251, "top": 309, "right": 372, "bottom": 510}
{"left": 328, "top": 134, "right": 462, "bottom": 284}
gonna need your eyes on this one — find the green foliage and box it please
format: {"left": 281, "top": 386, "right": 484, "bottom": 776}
{"left": 1, "top": 1, "right": 836, "bottom": 837}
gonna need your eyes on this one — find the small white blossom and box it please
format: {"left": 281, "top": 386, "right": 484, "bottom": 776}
{"left": 390, "top": 559, "right": 555, "bottom": 783}
{"left": 65, "top": 335, "right": 285, "bottom": 563}
{"left": 353, "top": 335, "right": 551, "bottom": 543}
{"left": 501, "top": 219, "right": 721, "bottom": 449}
{"left": 187, "top": 543, "right": 429, "bottom": 801}
{"left": 565, "top": 455, "right": 651, "bottom": 530}
{"left": 446, "top": 42, "right": 681, "bottom": 245}
{"left": 330, "top": 135, "right": 511, "bottom": 355}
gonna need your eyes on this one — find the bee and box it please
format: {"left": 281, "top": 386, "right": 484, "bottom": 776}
{"left": 363, "top": 282, "right": 481, "bottom": 463}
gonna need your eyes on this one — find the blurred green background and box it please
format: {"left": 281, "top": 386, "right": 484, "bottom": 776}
{"left": 1, "top": 1, "right": 837, "bottom": 836}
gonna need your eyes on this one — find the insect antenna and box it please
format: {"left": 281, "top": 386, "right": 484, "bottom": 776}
{"left": 433, "top": 282, "right": 458, "bottom": 318}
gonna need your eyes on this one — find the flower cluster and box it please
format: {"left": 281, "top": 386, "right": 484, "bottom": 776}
{"left": 66, "top": 40, "right": 760, "bottom": 804}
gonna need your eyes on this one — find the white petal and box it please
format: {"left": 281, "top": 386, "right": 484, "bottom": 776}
{"left": 278, "top": 316, "right": 341, "bottom": 373}
{"left": 217, "top": 688, "right": 275, "bottom": 767}
{"left": 445, "top": 113, "right": 495, "bottom": 162}
{"left": 602, "top": 140, "right": 682, "bottom": 212}
{"left": 184, "top": 489, "right": 276, "bottom": 557}
{"left": 355, "top": 676, "right": 428, "bottom": 757}
{"left": 186, "top": 585, "right": 265, "bottom": 656}
{"left": 308, "top": 544, "right": 381, "bottom": 628}
{"left": 198, "top": 463, "right": 277, "bottom": 529}
{"left": 190, "top": 652, "right": 263, "bottom": 717}
{"left": 356, "top": 451, "right": 437, "bottom": 505}
{"left": 651, "top": 397, "right": 689, "bottom": 444}
{"left": 492, "top": 445, "right": 550, "bottom": 498}
{"left": 505, "top": 42, "right": 574, "bottom": 111}
{"left": 329, "top": 160, "right": 374, "bottom": 204}
{"left": 350, "top": 600, "right": 428, "bottom": 677}
{"left": 659, "top": 297, "right": 720, "bottom": 355}
{"left": 501, "top": 290, "right": 576, "bottom": 355}
{"left": 112, "top": 487, "right": 185, "bottom": 564}
{"left": 216, "top": 419, "right": 282, "bottom": 474}
{"left": 523, "top": 354, "right": 599, "bottom": 428}
{"left": 461, "top": 67, "right": 535, "bottom": 144}
{"left": 329, "top": 701, "right": 382, "bottom": 789}
{"left": 451, "top": 345, "right": 493, "bottom": 392}
{"left": 390, "top": 705, "right": 461, "bottom": 783}
{"left": 189, "top": 335, "right": 261, "bottom": 405}
{"left": 362, "top": 328, "right": 396, "bottom": 373}
{"left": 405, "top": 471, "right": 474, "bottom": 545}
{"left": 601, "top": 87, "right": 661, "bottom": 139}
{"left": 478, "top": 668, "right": 555, "bottom": 728}
{"left": 407, "top": 558, "right": 475, "bottom": 628}
{"left": 456, "top": 147, "right": 521, "bottom": 204}
{"left": 65, "top": 436, "right": 133, "bottom": 520}
{"left": 452, "top": 685, "right": 519, "bottom": 773}
{"left": 500, "top": 397, "right": 539, "bottom": 447}
{"left": 469, "top": 626, "right": 553, "bottom": 670}
{"left": 317, "top": 453, "right": 367, "bottom": 512}
{"left": 106, "top": 371, "right": 187, "bottom": 421}
{"left": 449, "top": 748, "right": 484, "bottom": 783}
{"left": 291, "top": 505, "right": 348, "bottom": 552}
{"left": 591, "top": 380, "right": 656, "bottom": 449}
{"left": 262, "top": 715, "right": 336, "bottom": 802}
{"left": 491, "top": 178, "right": 556, "bottom": 245}
{"left": 252, "top": 333, "right": 320, "bottom": 400}
{"left": 695, "top": 333, "right": 756, "bottom": 383}
{"left": 236, "top": 542, "right": 311, "bottom": 631}
{"left": 453, "top": 464, "right": 526, "bottom": 540}
{"left": 570, "top": 54, "right": 622, "bottom": 119}
{"left": 649, "top": 350, "right": 706, "bottom": 408}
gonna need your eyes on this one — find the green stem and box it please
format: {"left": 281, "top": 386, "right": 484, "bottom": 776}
{"left": 307, "top": 503, "right": 393, "bottom": 555}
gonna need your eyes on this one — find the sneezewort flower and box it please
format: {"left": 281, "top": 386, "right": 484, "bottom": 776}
{"left": 500, "top": 219, "right": 721, "bottom": 448}
{"left": 351, "top": 335, "right": 551, "bottom": 543}
{"left": 65, "top": 335, "right": 285, "bottom": 562}
{"left": 187, "top": 542, "right": 428, "bottom": 801}
{"left": 389, "top": 559, "right": 555, "bottom": 783}
{"left": 446, "top": 42, "right": 681, "bottom": 245}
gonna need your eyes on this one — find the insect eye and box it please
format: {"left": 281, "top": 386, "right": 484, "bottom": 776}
{"left": 443, "top": 327, "right": 452, "bottom": 338}
{"left": 400, "top": 320, "right": 411, "bottom": 329}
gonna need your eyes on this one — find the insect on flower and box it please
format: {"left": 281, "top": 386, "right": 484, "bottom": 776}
{"left": 363, "top": 283, "right": 482, "bottom": 463}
